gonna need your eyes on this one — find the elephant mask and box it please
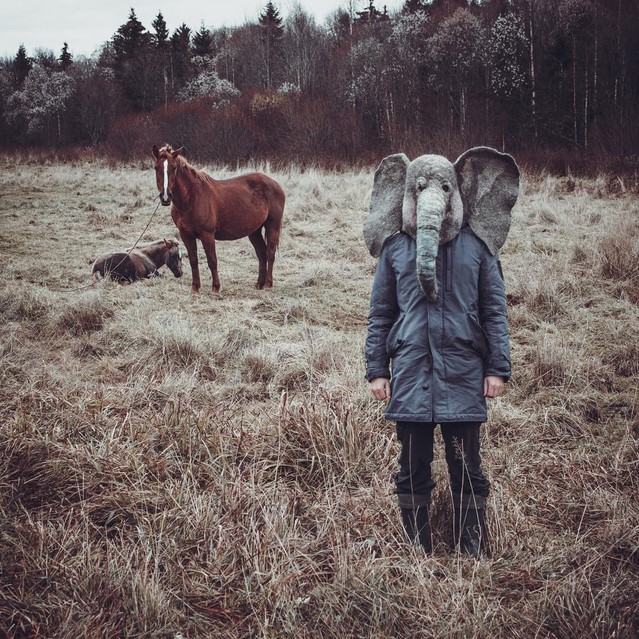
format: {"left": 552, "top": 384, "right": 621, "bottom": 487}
{"left": 363, "top": 146, "right": 520, "bottom": 301}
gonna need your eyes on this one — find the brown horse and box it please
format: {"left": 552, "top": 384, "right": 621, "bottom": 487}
{"left": 92, "top": 239, "right": 183, "bottom": 283}
{"left": 152, "top": 144, "right": 285, "bottom": 294}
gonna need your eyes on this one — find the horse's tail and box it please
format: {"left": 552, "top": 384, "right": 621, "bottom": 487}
{"left": 267, "top": 181, "right": 286, "bottom": 250}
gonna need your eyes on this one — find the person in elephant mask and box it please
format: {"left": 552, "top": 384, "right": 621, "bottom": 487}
{"left": 363, "top": 147, "right": 519, "bottom": 558}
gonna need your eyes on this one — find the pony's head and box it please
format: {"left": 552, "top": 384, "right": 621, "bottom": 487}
{"left": 164, "top": 239, "right": 184, "bottom": 278}
{"left": 152, "top": 144, "right": 185, "bottom": 206}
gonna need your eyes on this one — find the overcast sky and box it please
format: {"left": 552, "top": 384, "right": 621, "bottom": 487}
{"left": 2, "top": 0, "right": 403, "bottom": 60}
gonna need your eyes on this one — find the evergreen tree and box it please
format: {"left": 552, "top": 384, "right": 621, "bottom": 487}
{"left": 260, "top": 2, "right": 284, "bottom": 40}
{"left": 152, "top": 12, "right": 169, "bottom": 49}
{"left": 111, "top": 9, "right": 155, "bottom": 110}
{"left": 59, "top": 43, "right": 73, "bottom": 69}
{"left": 259, "top": 2, "right": 284, "bottom": 88}
{"left": 192, "top": 24, "right": 214, "bottom": 57}
{"left": 355, "top": 0, "right": 388, "bottom": 24}
{"left": 402, "top": 0, "right": 428, "bottom": 14}
{"left": 152, "top": 13, "right": 170, "bottom": 109}
{"left": 13, "top": 45, "right": 32, "bottom": 88}
{"left": 113, "top": 9, "right": 149, "bottom": 61}
{"left": 170, "top": 23, "right": 193, "bottom": 92}
{"left": 34, "top": 49, "right": 58, "bottom": 70}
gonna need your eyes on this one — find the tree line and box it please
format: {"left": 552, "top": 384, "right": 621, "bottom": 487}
{"left": 1, "top": 0, "right": 637, "bottom": 170}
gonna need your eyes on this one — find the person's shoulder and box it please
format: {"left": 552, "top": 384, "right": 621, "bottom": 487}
{"left": 459, "top": 225, "right": 491, "bottom": 254}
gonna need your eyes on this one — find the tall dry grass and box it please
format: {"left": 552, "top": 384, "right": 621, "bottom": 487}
{"left": 0, "top": 158, "right": 638, "bottom": 638}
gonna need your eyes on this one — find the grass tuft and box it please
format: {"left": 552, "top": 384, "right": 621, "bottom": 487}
{"left": 56, "top": 292, "right": 114, "bottom": 335}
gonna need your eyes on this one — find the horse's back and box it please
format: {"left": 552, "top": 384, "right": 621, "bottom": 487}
{"left": 218, "top": 171, "right": 285, "bottom": 219}
{"left": 93, "top": 251, "right": 154, "bottom": 282}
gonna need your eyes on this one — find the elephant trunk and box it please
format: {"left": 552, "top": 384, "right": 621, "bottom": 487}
{"left": 415, "top": 185, "right": 447, "bottom": 302}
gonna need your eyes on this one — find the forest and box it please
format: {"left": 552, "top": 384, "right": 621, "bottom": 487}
{"left": 1, "top": 0, "right": 638, "bottom": 170}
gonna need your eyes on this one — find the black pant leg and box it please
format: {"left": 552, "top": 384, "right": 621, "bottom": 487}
{"left": 440, "top": 421, "right": 490, "bottom": 499}
{"left": 395, "top": 421, "right": 437, "bottom": 508}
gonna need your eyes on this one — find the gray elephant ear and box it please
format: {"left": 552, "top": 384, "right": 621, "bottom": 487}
{"left": 364, "top": 153, "right": 409, "bottom": 257}
{"left": 454, "top": 146, "right": 520, "bottom": 255}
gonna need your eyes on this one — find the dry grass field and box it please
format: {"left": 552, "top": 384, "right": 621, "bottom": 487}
{"left": 0, "top": 154, "right": 638, "bottom": 638}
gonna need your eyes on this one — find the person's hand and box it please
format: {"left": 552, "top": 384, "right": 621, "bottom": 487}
{"left": 370, "top": 377, "right": 392, "bottom": 401}
{"left": 484, "top": 375, "right": 505, "bottom": 398}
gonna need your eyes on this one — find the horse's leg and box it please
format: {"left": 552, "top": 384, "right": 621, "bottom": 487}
{"left": 248, "top": 228, "right": 268, "bottom": 289}
{"left": 180, "top": 232, "right": 201, "bottom": 294}
{"left": 263, "top": 217, "right": 282, "bottom": 289}
{"left": 200, "top": 232, "right": 221, "bottom": 293}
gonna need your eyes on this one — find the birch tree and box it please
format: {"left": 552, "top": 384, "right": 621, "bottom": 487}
{"left": 282, "top": 3, "right": 326, "bottom": 93}
{"left": 559, "top": 0, "right": 595, "bottom": 147}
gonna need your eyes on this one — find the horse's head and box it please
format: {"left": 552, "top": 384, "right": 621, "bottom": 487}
{"left": 164, "top": 239, "right": 184, "bottom": 278}
{"left": 152, "top": 144, "right": 185, "bottom": 207}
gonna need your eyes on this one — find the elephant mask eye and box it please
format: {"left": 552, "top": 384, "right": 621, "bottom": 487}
{"left": 442, "top": 183, "right": 451, "bottom": 193}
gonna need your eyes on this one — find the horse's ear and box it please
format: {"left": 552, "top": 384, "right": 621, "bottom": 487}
{"left": 172, "top": 146, "right": 185, "bottom": 159}
{"left": 152, "top": 145, "right": 159, "bottom": 159}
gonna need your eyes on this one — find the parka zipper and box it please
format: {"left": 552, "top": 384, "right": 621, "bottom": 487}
{"left": 444, "top": 244, "right": 452, "bottom": 293}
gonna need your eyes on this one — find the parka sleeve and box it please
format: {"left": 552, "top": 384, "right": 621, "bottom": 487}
{"left": 364, "top": 246, "right": 399, "bottom": 382}
{"left": 478, "top": 249, "right": 512, "bottom": 381}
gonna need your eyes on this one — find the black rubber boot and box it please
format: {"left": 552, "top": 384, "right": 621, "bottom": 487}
{"left": 453, "top": 494, "right": 486, "bottom": 559}
{"left": 400, "top": 506, "right": 432, "bottom": 553}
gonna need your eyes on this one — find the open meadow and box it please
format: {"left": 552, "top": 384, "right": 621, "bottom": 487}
{"left": 0, "top": 155, "right": 638, "bottom": 638}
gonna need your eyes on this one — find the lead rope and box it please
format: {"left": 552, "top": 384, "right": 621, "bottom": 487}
{"left": 46, "top": 196, "right": 163, "bottom": 293}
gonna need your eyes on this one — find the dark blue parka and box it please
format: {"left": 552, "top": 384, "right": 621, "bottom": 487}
{"left": 365, "top": 227, "right": 511, "bottom": 423}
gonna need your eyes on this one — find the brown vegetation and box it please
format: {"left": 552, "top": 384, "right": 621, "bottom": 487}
{"left": 0, "top": 158, "right": 638, "bottom": 638}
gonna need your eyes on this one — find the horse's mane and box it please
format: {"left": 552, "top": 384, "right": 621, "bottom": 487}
{"left": 161, "top": 144, "right": 212, "bottom": 184}
{"left": 125, "top": 239, "right": 164, "bottom": 251}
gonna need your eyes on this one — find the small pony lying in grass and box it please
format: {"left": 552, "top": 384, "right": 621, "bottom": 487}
{"left": 92, "top": 239, "right": 183, "bottom": 283}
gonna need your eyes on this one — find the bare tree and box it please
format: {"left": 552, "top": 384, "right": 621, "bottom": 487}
{"left": 426, "top": 8, "right": 486, "bottom": 140}
{"left": 282, "top": 3, "right": 327, "bottom": 93}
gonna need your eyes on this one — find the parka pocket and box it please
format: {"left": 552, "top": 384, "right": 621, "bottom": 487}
{"left": 466, "top": 313, "right": 489, "bottom": 358}
{"left": 385, "top": 322, "right": 405, "bottom": 357}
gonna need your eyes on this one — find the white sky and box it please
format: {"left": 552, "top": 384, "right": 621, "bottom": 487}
{"left": 2, "top": 0, "right": 404, "bottom": 59}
